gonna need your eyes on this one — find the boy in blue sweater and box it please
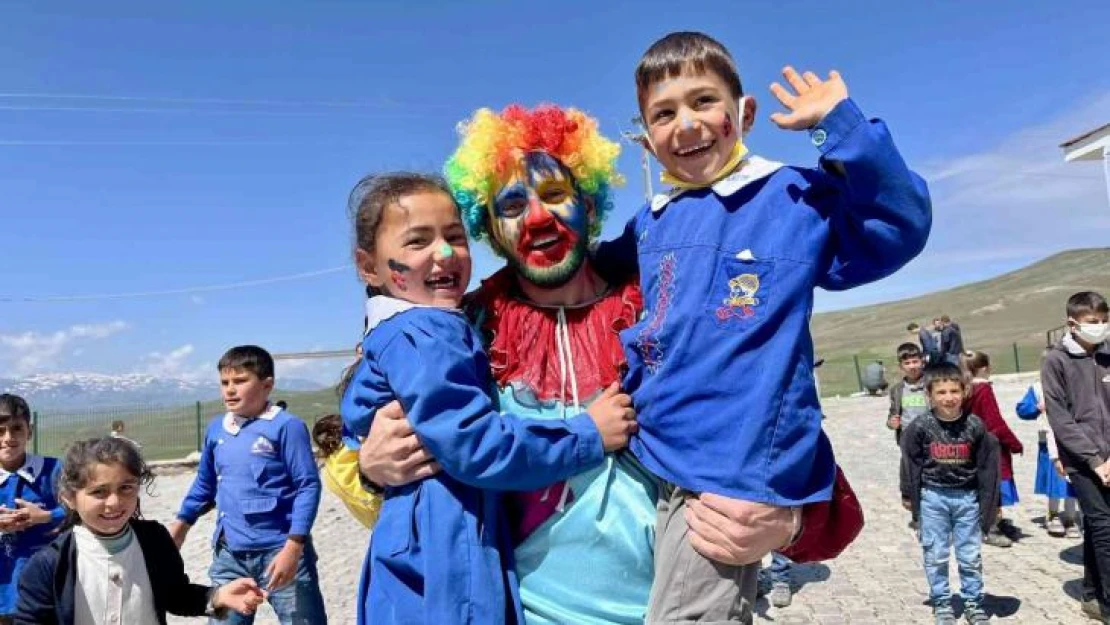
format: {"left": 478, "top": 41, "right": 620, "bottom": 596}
{"left": 169, "top": 345, "right": 326, "bottom": 624}
{"left": 0, "top": 393, "right": 65, "bottom": 624}
{"left": 598, "top": 31, "right": 931, "bottom": 622}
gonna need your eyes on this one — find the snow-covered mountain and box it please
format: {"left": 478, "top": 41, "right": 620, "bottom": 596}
{"left": 0, "top": 373, "right": 324, "bottom": 409}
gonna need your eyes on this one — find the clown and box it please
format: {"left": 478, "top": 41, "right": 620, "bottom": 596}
{"left": 446, "top": 105, "right": 658, "bottom": 623}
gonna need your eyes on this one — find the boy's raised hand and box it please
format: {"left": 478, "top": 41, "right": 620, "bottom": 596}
{"left": 769, "top": 66, "right": 849, "bottom": 131}
{"left": 587, "top": 382, "right": 638, "bottom": 452}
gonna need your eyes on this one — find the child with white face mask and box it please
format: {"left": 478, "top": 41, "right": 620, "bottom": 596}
{"left": 1042, "top": 290, "right": 1110, "bottom": 621}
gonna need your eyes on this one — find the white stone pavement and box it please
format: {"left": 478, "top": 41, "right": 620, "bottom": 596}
{"left": 151, "top": 375, "right": 1090, "bottom": 624}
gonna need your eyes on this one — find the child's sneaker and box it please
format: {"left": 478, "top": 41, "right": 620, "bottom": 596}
{"left": 1047, "top": 516, "right": 1067, "bottom": 537}
{"left": 982, "top": 529, "right": 1012, "bottom": 548}
{"left": 997, "top": 518, "right": 1021, "bottom": 541}
{"left": 933, "top": 606, "right": 957, "bottom": 625}
{"left": 1066, "top": 523, "right": 1083, "bottom": 539}
{"left": 770, "top": 581, "right": 793, "bottom": 608}
{"left": 963, "top": 602, "right": 990, "bottom": 624}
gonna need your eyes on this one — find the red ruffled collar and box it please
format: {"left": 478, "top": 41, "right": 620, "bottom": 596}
{"left": 468, "top": 267, "right": 642, "bottom": 403}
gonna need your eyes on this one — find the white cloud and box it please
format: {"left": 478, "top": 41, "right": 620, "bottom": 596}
{"left": 190, "top": 295, "right": 205, "bottom": 305}
{"left": 0, "top": 321, "right": 129, "bottom": 376}
{"left": 141, "top": 344, "right": 210, "bottom": 381}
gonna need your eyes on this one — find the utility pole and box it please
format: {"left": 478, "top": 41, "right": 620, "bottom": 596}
{"left": 621, "top": 116, "right": 653, "bottom": 203}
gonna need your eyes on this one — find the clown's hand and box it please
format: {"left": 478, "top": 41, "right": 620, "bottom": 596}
{"left": 769, "top": 67, "right": 849, "bottom": 131}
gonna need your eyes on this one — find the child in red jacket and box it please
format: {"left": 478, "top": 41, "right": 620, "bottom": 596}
{"left": 962, "top": 350, "right": 1024, "bottom": 547}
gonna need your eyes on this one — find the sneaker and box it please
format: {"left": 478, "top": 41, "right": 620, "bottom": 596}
{"left": 1047, "top": 516, "right": 1067, "bottom": 537}
{"left": 1080, "top": 598, "right": 1101, "bottom": 621}
{"left": 1066, "top": 523, "right": 1083, "bottom": 539}
{"left": 934, "top": 607, "right": 957, "bottom": 625}
{"left": 997, "top": 519, "right": 1021, "bottom": 541}
{"left": 770, "top": 581, "right": 793, "bottom": 608}
{"left": 983, "top": 530, "right": 1013, "bottom": 548}
{"left": 964, "top": 602, "right": 990, "bottom": 624}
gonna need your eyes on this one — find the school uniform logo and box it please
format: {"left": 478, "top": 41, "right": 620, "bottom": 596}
{"left": 250, "top": 436, "right": 277, "bottom": 457}
{"left": 716, "top": 273, "right": 761, "bottom": 321}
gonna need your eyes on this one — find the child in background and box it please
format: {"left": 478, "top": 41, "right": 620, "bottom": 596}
{"left": 108, "top": 420, "right": 141, "bottom": 450}
{"left": 0, "top": 394, "right": 65, "bottom": 625}
{"left": 311, "top": 414, "right": 381, "bottom": 529}
{"left": 900, "top": 363, "right": 999, "bottom": 625}
{"left": 888, "top": 343, "right": 928, "bottom": 444}
{"left": 169, "top": 345, "right": 328, "bottom": 625}
{"left": 342, "top": 172, "right": 636, "bottom": 624}
{"left": 961, "top": 349, "right": 1024, "bottom": 548}
{"left": 1030, "top": 379, "right": 1081, "bottom": 538}
{"left": 15, "top": 437, "right": 263, "bottom": 624}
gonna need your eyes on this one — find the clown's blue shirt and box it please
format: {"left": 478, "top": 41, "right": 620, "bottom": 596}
{"left": 342, "top": 298, "right": 605, "bottom": 625}
{"left": 599, "top": 98, "right": 931, "bottom": 505}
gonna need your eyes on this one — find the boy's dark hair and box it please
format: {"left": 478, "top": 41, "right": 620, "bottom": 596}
{"left": 940, "top": 315, "right": 951, "bottom": 323}
{"left": 1067, "top": 291, "right": 1109, "bottom": 319}
{"left": 922, "top": 362, "right": 966, "bottom": 393}
{"left": 312, "top": 414, "right": 344, "bottom": 458}
{"left": 635, "top": 32, "right": 743, "bottom": 109}
{"left": 111, "top": 420, "right": 125, "bottom": 433}
{"left": 58, "top": 437, "right": 154, "bottom": 531}
{"left": 907, "top": 322, "right": 920, "bottom": 332}
{"left": 896, "top": 343, "right": 923, "bottom": 362}
{"left": 0, "top": 393, "right": 32, "bottom": 425}
{"left": 217, "top": 345, "right": 275, "bottom": 380}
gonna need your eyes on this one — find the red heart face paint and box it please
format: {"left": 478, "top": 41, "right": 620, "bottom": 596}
{"left": 722, "top": 111, "right": 734, "bottom": 138}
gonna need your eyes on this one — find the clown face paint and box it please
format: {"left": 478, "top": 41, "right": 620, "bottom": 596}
{"left": 388, "top": 259, "right": 411, "bottom": 291}
{"left": 491, "top": 152, "right": 590, "bottom": 287}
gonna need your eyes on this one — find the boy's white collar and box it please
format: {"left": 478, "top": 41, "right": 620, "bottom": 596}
{"left": 650, "top": 155, "right": 785, "bottom": 213}
{"left": 0, "top": 452, "right": 44, "bottom": 485}
{"left": 222, "top": 403, "right": 281, "bottom": 435}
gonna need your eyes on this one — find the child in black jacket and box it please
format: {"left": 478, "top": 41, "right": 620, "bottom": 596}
{"left": 15, "top": 437, "right": 264, "bottom": 625}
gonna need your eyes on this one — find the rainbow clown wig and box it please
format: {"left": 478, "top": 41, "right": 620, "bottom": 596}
{"left": 444, "top": 104, "right": 624, "bottom": 250}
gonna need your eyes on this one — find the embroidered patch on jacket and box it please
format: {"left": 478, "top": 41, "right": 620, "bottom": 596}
{"left": 250, "top": 436, "right": 277, "bottom": 457}
{"left": 637, "top": 252, "right": 676, "bottom": 373}
{"left": 715, "top": 273, "right": 760, "bottom": 322}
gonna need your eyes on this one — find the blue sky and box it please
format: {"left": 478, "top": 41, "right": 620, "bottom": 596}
{"left": 1, "top": 1, "right": 1108, "bottom": 385}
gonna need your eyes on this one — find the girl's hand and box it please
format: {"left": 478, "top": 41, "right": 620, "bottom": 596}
{"left": 13, "top": 499, "right": 52, "bottom": 527}
{"left": 769, "top": 67, "right": 849, "bottom": 131}
{"left": 0, "top": 506, "right": 28, "bottom": 532}
{"left": 213, "top": 578, "right": 266, "bottom": 615}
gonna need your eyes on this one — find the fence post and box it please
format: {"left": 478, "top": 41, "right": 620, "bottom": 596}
{"left": 853, "top": 354, "right": 864, "bottom": 392}
{"left": 1012, "top": 343, "right": 1021, "bottom": 373}
{"left": 195, "top": 401, "right": 203, "bottom": 452}
{"left": 32, "top": 411, "right": 39, "bottom": 455}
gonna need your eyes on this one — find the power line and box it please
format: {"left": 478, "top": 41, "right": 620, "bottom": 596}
{"left": 0, "top": 264, "right": 353, "bottom": 303}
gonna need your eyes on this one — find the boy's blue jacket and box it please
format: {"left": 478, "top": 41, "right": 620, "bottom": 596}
{"left": 0, "top": 454, "right": 65, "bottom": 615}
{"left": 176, "top": 405, "right": 321, "bottom": 551}
{"left": 601, "top": 98, "right": 931, "bottom": 505}
{"left": 342, "top": 297, "right": 605, "bottom": 625}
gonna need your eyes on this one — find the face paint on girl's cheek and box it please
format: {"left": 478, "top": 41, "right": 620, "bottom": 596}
{"left": 387, "top": 259, "right": 411, "bottom": 291}
{"left": 722, "top": 112, "right": 734, "bottom": 138}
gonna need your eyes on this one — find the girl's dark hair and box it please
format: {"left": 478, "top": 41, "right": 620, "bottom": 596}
{"left": 58, "top": 437, "right": 154, "bottom": 530}
{"left": 312, "top": 414, "right": 344, "bottom": 458}
{"left": 0, "top": 393, "right": 32, "bottom": 425}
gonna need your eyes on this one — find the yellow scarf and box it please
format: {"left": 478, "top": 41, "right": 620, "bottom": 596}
{"left": 659, "top": 139, "right": 748, "bottom": 190}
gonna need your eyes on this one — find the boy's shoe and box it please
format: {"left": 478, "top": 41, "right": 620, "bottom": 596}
{"left": 1047, "top": 516, "right": 1067, "bottom": 537}
{"left": 997, "top": 518, "right": 1021, "bottom": 541}
{"left": 770, "top": 581, "right": 793, "bottom": 608}
{"left": 983, "top": 530, "right": 1012, "bottom": 548}
{"left": 1066, "top": 523, "right": 1083, "bottom": 539}
{"left": 963, "top": 602, "right": 990, "bottom": 624}
{"left": 934, "top": 607, "right": 957, "bottom": 625}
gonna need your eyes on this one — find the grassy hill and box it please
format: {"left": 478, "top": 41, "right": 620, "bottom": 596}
{"left": 813, "top": 247, "right": 1110, "bottom": 395}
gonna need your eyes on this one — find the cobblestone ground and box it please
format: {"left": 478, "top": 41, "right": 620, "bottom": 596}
{"left": 153, "top": 374, "right": 1089, "bottom": 624}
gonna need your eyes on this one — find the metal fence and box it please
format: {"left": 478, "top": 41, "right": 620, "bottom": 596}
{"left": 32, "top": 402, "right": 205, "bottom": 462}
